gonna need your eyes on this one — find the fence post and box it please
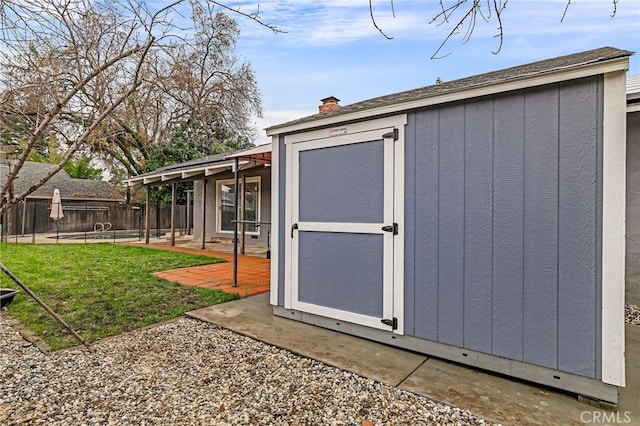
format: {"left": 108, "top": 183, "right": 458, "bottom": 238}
{"left": 145, "top": 188, "right": 150, "bottom": 244}
{"left": 1, "top": 210, "right": 6, "bottom": 242}
{"left": 186, "top": 189, "right": 192, "bottom": 235}
{"left": 15, "top": 203, "right": 20, "bottom": 242}
{"left": 156, "top": 201, "right": 160, "bottom": 238}
{"left": 84, "top": 201, "right": 88, "bottom": 243}
{"left": 31, "top": 202, "right": 36, "bottom": 243}
{"left": 138, "top": 205, "right": 143, "bottom": 241}
{"left": 170, "top": 182, "right": 176, "bottom": 246}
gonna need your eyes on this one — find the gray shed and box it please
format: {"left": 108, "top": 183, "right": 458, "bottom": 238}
{"left": 266, "top": 47, "right": 630, "bottom": 404}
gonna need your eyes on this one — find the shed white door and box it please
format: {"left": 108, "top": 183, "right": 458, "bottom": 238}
{"left": 286, "top": 126, "right": 403, "bottom": 333}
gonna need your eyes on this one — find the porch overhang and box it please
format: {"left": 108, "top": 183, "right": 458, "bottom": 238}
{"left": 124, "top": 160, "right": 241, "bottom": 187}
{"left": 225, "top": 143, "right": 272, "bottom": 165}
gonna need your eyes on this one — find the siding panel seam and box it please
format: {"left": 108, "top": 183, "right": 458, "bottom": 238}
{"left": 463, "top": 101, "right": 467, "bottom": 347}
{"left": 556, "top": 84, "right": 561, "bottom": 371}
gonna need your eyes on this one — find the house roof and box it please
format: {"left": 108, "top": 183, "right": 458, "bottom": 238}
{"left": 124, "top": 144, "right": 273, "bottom": 187}
{"left": 628, "top": 74, "right": 640, "bottom": 104}
{"left": 1, "top": 161, "right": 123, "bottom": 201}
{"left": 267, "top": 46, "right": 633, "bottom": 135}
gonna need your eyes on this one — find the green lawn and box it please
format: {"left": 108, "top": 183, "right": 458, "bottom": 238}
{"left": 0, "top": 243, "right": 238, "bottom": 350}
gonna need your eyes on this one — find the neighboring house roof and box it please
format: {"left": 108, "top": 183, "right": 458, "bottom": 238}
{"left": 0, "top": 161, "right": 123, "bottom": 201}
{"left": 628, "top": 74, "right": 640, "bottom": 109}
{"left": 267, "top": 46, "right": 633, "bottom": 134}
{"left": 124, "top": 144, "right": 273, "bottom": 187}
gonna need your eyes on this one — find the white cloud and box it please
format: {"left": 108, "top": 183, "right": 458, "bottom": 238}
{"left": 228, "top": 0, "right": 638, "bottom": 46}
{"left": 229, "top": 0, "right": 639, "bottom": 147}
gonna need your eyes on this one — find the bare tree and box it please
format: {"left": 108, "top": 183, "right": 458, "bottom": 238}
{"left": 0, "top": 0, "right": 276, "bottom": 214}
{"left": 90, "top": 7, "right": 263, "bottom": 178}
{"left": 369, "top": 0, "right": 621, "bottom": 58}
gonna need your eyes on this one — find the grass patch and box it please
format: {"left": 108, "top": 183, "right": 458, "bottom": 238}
{"left": 0, "top": 243, "right": 239, "bottom": 350}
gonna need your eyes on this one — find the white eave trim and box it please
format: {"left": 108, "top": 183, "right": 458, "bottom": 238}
{"left": 124, "top": 160, "right": 241, "bottom": 186}
{"left": 182, "top": 170, "right": 204, "bottom": 179}
{"left": 161, "top": 172, "right": 182, "bottom": 182}
{"left": 267, "top": 58, "right": 630, "bottom": 136}
{"left": 142, "top": 176, "right": 162, "bottom": 185}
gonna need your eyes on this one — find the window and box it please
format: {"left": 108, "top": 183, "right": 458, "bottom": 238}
{"left": 216, "top": 177, "right": 261, "bottom": 234}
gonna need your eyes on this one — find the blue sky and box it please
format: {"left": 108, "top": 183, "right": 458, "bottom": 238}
{"left": 224, "top": 1, "right": 640, "bottom": 145}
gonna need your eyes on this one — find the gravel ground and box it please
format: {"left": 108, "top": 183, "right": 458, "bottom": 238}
{"left": 0, "top": 316, "right": 494, "bottom": 426}
{"left": 626, "top": 304, "right": 640, "bottom": 325}
{"left": 3, "top": 305, "right": 637, "bottom": 426}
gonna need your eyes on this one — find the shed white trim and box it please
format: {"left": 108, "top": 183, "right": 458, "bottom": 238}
{"left": 601, "top": 70, "right": 627, "bottom": 387}
{"left": 283, "top": 116, "right": 409, "bottom": 145}
{"left": 392, "top": 116, "right": 407, "bottom": 335}
{"left": 270, "top": 135, "right": 280, "bottom": 306}
{"left": 282, "top": 114, "right": 407, "bottom": 332}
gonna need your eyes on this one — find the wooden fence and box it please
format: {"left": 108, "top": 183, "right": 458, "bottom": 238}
{"left": 0, "top": 200, "right": 192, "bottom": 240}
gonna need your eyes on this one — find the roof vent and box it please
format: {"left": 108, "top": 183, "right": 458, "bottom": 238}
{"left": 319, "top": 96, "right": 340, "bottom": 113}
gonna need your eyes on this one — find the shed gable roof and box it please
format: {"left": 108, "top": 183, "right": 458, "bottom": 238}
{"left": 267, "top": 47, "right": 633, "bottom": 134}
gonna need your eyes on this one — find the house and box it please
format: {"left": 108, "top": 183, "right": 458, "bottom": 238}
{"left": 626, "top": 74, "right": 640, "bottom": 305}
{"left": 266, "top": 47, "right": 630, "bottom": 404}
{"left": 0, "top": 160, "right": 124, "bottom": 235}
{"left": 124, "top": 146, "right": 272, "bottom": 250}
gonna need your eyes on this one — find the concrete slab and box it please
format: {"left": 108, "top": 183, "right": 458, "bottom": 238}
{"left": 188, "top": 294, "right": 640, "bottom": 426}
{"left": 401, "top": 358, "right": 590, "bottom": 425}
{"left": 187, "top": 293, "right": 427, "bottom": 387}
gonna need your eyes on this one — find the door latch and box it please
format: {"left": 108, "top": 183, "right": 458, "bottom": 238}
{"left": 291, "top": 223, "right": 298, "bottom": 238}
{"left": 381, "top": 223, "right": 398, "bottom": 235}
{"left": 381, "top": 317, "right": 398, "bottom": 330}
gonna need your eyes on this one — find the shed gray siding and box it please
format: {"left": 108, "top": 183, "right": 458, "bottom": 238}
{"left": 404, "top": 76, "right": 603, "bottom": 378}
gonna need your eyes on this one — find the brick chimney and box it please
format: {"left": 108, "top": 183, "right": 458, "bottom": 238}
{"left": 319, "top": 96, "right": 340, "bottom": 113}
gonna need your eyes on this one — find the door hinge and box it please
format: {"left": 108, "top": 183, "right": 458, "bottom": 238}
{"left": 381, "top": 317, "right": 398, "bottom": 330}
{"left": 382, "top": 128, "right": 398, "bottom": 141}
{"left": 381, "top": 223, "right": 398, "bottom": 235}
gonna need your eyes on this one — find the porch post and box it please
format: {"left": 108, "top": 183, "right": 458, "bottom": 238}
{"left": 241, "top": 174, "right": 246, "bottom": 255}
{"left": 186, "top": 190, "right": 192, "bottom": 235}
{"left": 200, "top": 179, "right": 207, "bottom": 249}
{"left": 170, "top": 182, "right": 176, "bottom": 246}
{"left": 144, "top": 186, "right": 150, "bottom": 244}
{"left": 233, "top": 157, "right": 239, "bottom": 287}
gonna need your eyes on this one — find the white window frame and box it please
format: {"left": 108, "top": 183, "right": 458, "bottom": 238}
{"left": 216, "top": 176, "right": 261, "bottom": 235}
